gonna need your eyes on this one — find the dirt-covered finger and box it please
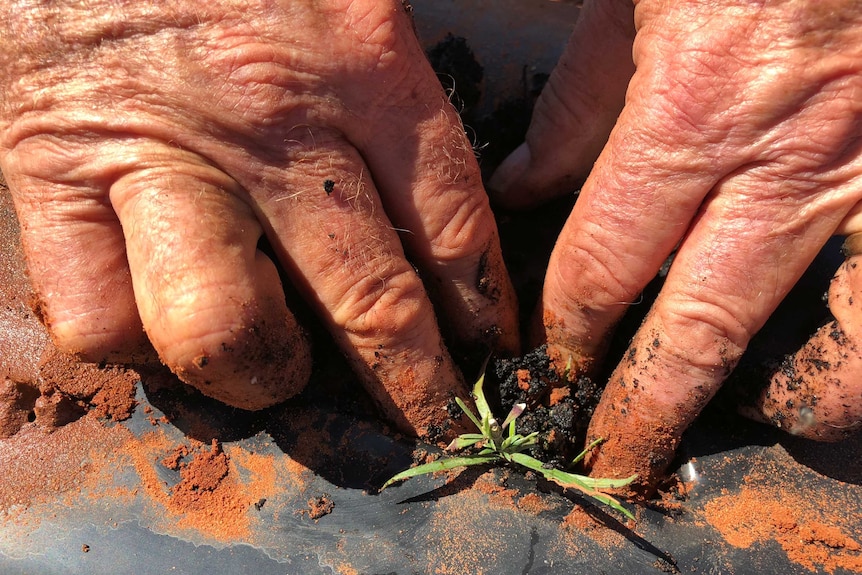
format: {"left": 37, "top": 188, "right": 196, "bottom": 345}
{"left": 0, "top": 161, "right": 149, "bottom": 362}
{"left": 340, "top": 9, "right": 519, "bottom": 366}
{"left": 254, "top": 132, "right": 469, "bottom": 440}
{"left": 744, "top": 252, "right": 862, "bottom": 439}
{"left": 110, "top": 161, "right": 311, "bottom": 411}
{"left": 583, "top": 172, "right": 846, "bottom": 496}
{"left": 488, "top": 0, "right": 636, "bottom": 209}
{"left": 537, "top": 113, "right": 727, "bottom": 377}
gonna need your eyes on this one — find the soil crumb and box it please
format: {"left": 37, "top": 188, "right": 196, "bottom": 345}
{"left": 128, "top": 432, "right": 254, "bottom": 540}
{"left": 305, "top": 494, "right": 334, "bottom": 520}
{"left": 172, "top": 439, "right": 230, "bottom": 501}
{"left": 37, "top": 345, "right": 138, "bottom": 420}
{"left": 0, "top": 348, "right": 139, "bottom": 438}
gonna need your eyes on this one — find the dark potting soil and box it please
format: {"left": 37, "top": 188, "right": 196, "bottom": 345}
{"left": 485, "top": 345, "right": 603, "bottom": 466}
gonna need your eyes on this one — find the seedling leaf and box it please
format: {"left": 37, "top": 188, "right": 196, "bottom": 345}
{"left": 501, "top": 430, "right": 539, "bottom": 452}
{"left": 509, "top": 452, "right": 636, "bottom": 520}
{"left": 570, "top": 437, "right": 605, "bottom": 467}
{"left": 381, "top": 454, "right": 499, "bottom": 490}
{"left": 446, "top": 434, "right": 485, "bottom": 451}
{"left": 501, "top": 403, "right": 526, "bottom": 430}
{"left": 471, "top": 372, "right": 493, "bottom": 424}
{"left": 454, "top": 396, "right": 483, "bottom": 431}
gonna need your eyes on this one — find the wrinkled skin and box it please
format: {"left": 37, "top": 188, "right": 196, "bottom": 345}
{"left": 0, "top": 0, "right": 519, "bottom": 438}
{"left": 492, "top": 0, "right": 862, "bottom": 496}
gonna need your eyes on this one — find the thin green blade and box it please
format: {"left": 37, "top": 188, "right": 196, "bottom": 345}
{"left": 454, "top": 396, "right": 483, "bottom": 432}
{"left": 509, "top": 452, "right": 636, "bottom": 520}
{"left": 446, "top": 434, "right": 485, "bottom": 451}
{"left": 381, "top": 454, "right": 500, "bottom": 490}
{"left": 471, "top": 371, "right": 493, "bottom": 423}
{"left": 570, "top": 437, "right": 604, "bottom": 467}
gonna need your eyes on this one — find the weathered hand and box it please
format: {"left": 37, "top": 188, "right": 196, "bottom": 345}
{"left": 0, "top": 0, "right": 518, "bottom": 439}
{"left": 491, "top": 0, "right": 862, "bottom": 494}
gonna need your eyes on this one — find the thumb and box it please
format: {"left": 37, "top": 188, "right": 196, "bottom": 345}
{"left": 489, "top": 0, "right": 636, "bottom": 209}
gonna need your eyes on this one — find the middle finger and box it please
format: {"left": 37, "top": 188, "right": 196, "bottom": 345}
{"left": 253, "top": 127, "right": 468, "bottom": 440}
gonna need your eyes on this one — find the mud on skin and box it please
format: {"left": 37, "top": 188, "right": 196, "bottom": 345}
{"left": 170, "top": 296, "right": 312, "bottom": 412}
{"left": 583, "top": 327, "right": 722, "bottom": 500}
{"left": 743, "top": 319, "right": 862, "bottom": 440}
{"left": 730, "top": 256, "right": 862, "bottom": 441}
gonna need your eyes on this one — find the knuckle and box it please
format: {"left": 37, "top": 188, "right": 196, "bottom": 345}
{"left": 333, "top": 265, "right": 433, "bottom": 344}
{"left": 655, "top": 295, "right": 752, "bottom": 375}
{"left": 426, "top": 191, "right": 495, "bottom": 262}
{"left": 550, "top": 230, "right": 645, "bottom": 312}
{"left": 341, "top": 0, "right": 402, "bottom": 56}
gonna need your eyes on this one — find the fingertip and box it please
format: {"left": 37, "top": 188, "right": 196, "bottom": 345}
{"left": 532, "top": 298, "right": 609, "bottom": 381}
{"left": 746, "top": 326, "right": 862, "bottom": 441}
{"left": 489, "top": 142, "right": 579, "bottom": 211}
{"left": 584, "top": 430, "right": 666, "bottom": 501}
{"left": 170, "top": 299, "right": 312, "bottom": 411}
{"left": 112, "top": 167, "right": 314, "bottom": 411}
{"left": 585, "top": 377, "right": 681, "bottom": 500}
{"left": 488, "top": 142, "right": 532, "bottom": 209}
{"left": 49, "top": 319, "right": 154, "bottom": 364}
{"left": 158, "top": 251, "right": 312, "bottom": 411}
{"left": 582, "top": 311, "right": 724, "bottom": 496}
{"left": 358, "top": 347, "right": 469, "bottom": 443}
{"left": 743, "top": 259, "right": 862, "bottom": 440}
{"left": 16, "top": 210, "right": 150, "bottom": 363}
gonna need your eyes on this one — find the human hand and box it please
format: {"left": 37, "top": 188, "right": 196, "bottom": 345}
{"left": 0, "top": 0, "right": 518, "bottom": 439}
{"left": 491, "top": 0, "right": 862, "bottom": 495}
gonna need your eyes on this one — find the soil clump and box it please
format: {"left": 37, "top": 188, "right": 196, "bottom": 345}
{"left": 485, "top": 345, "right": 603, "bottom": 465}
{"left": 304, "top": 494, "right": 335, "bottom": 521}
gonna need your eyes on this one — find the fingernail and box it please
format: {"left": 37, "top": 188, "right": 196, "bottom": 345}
{"left": 488, "top": 142, "right": 531, "bottom": 206}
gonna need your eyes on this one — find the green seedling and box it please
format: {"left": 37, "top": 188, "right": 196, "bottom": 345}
{"left": 382, "top": 370, "right": 638, "bottom": 520}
